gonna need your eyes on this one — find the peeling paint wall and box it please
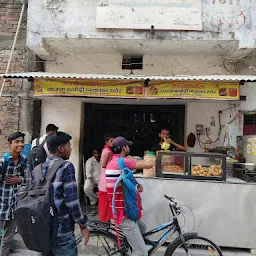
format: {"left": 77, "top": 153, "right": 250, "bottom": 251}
{"left": 27, "top": 0, "right": 256, "bottom": 52}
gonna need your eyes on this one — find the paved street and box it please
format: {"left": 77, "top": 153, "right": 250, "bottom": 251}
{"left": 9, "top": 207, "right": 255, "bottom": 256}
{"left": 10, "top": 246, "right": 254, "bottom": 256}
{"left": 10, "top": 232, "right": 253, "bottom": 256}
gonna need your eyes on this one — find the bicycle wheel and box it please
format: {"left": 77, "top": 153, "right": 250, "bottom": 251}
{"left": 165, "top": 235, "right": 223, "bottom": 256}
{"left": 76, "top": 230, "right": 126, "bottom": 256}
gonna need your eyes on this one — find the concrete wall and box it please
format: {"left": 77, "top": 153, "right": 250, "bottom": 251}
{"left": 45, "top": 53, "right": 231, "bottom": 76}
{"left": 186, "top": 101, "right": 242, "bottom": 152}
{"left": 40, "top": 98, "right": 83, "bottom": 180}
{"left": 240, "top": 82, "right": 256, "bottom": 111}
{"left": 27, "top": 0, "right": 256, "bottom": 49}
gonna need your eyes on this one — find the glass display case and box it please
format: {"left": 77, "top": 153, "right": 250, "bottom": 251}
{"left": 156, "top": 151, "right": 226, "bottom": 181}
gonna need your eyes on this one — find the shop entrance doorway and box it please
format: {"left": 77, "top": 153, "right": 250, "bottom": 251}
{"left": 83, "top": 103, "right": 185, "bottom": 160}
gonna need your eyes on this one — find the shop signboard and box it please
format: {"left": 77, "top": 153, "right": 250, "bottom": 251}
{"left": 148, "top": 81, "right": 240, "bottom": 100}
{"left": 96, "top": 0, "right": 202, "bottom": 31}
{"left": 34, "top": 79, "right": 240, "bottom": 100}
{"left": 34, "top": 79, "right": 145, "bottom": 98}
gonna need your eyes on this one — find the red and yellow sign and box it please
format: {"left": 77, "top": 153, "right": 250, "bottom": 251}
{"left": 34, "top": 79, "right": 240, "bottom": 100}
{"left": 148, "top": 81, "right": 240, "bottom": 100}
{"left": 34, "top": 79, "right": 145, "bottom": 98}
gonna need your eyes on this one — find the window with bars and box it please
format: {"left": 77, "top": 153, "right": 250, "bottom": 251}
{"left": 122, "top": 56, "right": 143, "bottom": 70}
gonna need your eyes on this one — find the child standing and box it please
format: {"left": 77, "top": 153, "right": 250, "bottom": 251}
{"left": 98, "top": 135, "right": 114, "bottom": 222}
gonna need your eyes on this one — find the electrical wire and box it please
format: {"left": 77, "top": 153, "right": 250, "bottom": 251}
{"left": 180, "top": 204, "right": 196, "bottom": 232}
{"left": 173, "top": 60, "right": 194, "bottom": 75}
{"left": 223, "top": 54, "right": 256, "bottom": 75}
{"left": 200, "top": 103, "right": 240, "bottom": 147}
{"left": 178, "top": 211, "right": 186, "bottom": 229}
{"left": 196, "top": 134, "right": 206, "bottom": 149}
{"left": 223, "top": 58, "right": 234, "bottom": 73}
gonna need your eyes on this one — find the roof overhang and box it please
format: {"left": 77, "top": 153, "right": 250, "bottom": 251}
{"left": 1, "top": 72, "right": 256, "bottom": 82}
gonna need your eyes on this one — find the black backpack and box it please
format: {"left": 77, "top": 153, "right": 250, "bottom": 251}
{"left": 28, "top": 138, "right": 47, "bottom": 171}
{"left": 14, "top": 160, "right": 65, "bottom": 253}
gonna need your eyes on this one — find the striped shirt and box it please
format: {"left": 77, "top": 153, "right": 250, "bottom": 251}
{"left": 105, "top": 155, "right": 137, "bottom": 220}
{"left": 0, "top": 153, "right": 27, "bottom": 220}
{"left": 42, "top": 157, "right": 88, "bottom": 236}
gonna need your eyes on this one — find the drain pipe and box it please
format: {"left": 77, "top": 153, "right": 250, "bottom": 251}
{"left": 0, "top": 2, "right": 26, "bottom": 97}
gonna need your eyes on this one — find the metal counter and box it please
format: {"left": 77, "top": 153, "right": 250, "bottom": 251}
{"left": 136, "top": 176, "right": 256, "bottom": 249}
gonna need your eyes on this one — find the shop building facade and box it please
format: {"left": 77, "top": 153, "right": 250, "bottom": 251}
{"left": 2, "top": 0, "right": 256, "bottom": 176}
{"left": 1, "top": 1, "right": 256, "bottom": 250}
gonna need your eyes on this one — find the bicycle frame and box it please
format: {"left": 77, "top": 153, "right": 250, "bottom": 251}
{"left": 88, "top": 220, "right": 178, "bottom": 256}
{"left": 142, "top": 196, "right": 188, "bottom": 255}
{"left": 143, "top": 221, "right": 177, "bottom": 255}
{"left": 87, "top": 196, "right": 189, "bottom": 256}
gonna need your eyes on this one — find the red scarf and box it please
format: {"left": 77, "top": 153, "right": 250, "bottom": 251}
{"left": 103, "top": 144, "right": 113, "bottom": 155}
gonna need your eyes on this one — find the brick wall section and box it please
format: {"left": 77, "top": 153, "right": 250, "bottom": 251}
{"left": 0, "top": 49, "right": 24, "bottom": 95}
{"left": 0, "top": 97, "right": 20, "bottom": 153}
{"left": 0, "top": 0, "right": 27, "bottom": 92}
{"left": 0, "top": 1, "right": 27, "bottom": 37}
{"left": 0, "top": 1, "right": 27, "bottom": 155}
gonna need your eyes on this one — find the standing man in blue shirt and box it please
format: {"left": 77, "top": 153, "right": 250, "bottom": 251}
{"left": 42, "top": 131, "right": 90, "bottom": 256}
{"left": 0, "top": 132, "right": 27, "bottom": 256}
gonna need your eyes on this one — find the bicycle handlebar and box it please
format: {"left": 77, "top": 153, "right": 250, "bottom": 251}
{"left": 164, "top": 195, "right": 174, "bottom": 201}
{"left": 164, "top": 195, "right": 180, "bottom": 216}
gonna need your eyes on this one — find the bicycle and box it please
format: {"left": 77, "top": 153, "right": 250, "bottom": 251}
{"left": 76, "top": 195, "right": 223, "bottom": 255}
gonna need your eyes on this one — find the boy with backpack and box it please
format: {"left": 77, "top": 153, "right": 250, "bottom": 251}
{"left": 29, "top": 123, "right": 58, "bottom": 171}
{"left": 15, "top": 131, "right": 89, "bottom": 256}
{"left": 0, "top": 132, "right": 27, "bottom": 256}
{"left": 105, "top": 136, "right": 153, "bottom": 256}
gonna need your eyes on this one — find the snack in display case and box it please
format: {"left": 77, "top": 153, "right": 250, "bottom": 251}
{"left": 190, "top": 153, "right": 225, "bottom": 180}
{"left": 191, "top": 164, "right": 222, "bottom": 177}
{"left": 161, "top": 154, "right": 185, "bottom": 175}
{"left": 156, "top": 151, "right": 226, "bottom": 181}
{"left": 156, "top": 151, "right": 186, "bottom": 177}
{"left": 163, "top": 165, "right": 184, "bottom": 173}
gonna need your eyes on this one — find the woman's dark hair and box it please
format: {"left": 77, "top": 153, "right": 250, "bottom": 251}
{"left": 104, "top": 134, "right": 114, "bottom": 143}
{"left": 8, "top": 132, "right": 25, "bottom": 144}
{"left": 47, "top": 131, "right": 72, "bottom": 154}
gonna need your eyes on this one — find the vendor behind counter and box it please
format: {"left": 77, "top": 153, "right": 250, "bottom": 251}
{"left": 150, "top": 128, "right": 186, "bottom": 152}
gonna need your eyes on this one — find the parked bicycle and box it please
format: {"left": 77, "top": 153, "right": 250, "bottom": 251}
{"left": 76, "top": 195, "right": 222, "bottom": 255}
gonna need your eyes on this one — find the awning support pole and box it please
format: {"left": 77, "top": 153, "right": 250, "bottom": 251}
{"left": 0, "top": 3, "right": 25, "bottom": 97}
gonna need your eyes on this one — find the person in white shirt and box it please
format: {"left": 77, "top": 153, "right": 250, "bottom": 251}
{"left": 84, "top": 149, "right": 101, "bottom": 216}
{"left": 31, "top": 124, "right": 59, "bottom": 155}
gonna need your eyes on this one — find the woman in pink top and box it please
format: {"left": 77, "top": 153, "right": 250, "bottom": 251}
{"left": 98, "top": 134, "right": 114, "bottom": 222}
